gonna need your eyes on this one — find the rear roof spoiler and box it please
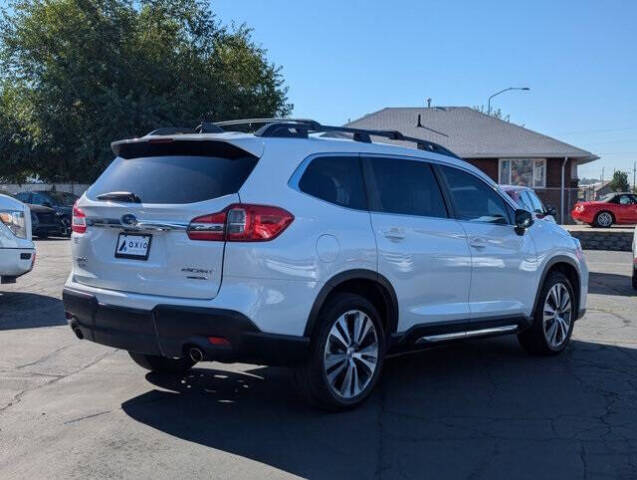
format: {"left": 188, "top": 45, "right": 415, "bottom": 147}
{"left": 111, "top": 135, "right": 265, "bottom": 159}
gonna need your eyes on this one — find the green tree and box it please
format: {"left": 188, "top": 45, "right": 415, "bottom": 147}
{"left": 609, "top": 170, "right": 630, "bottom": 192}
{"left": 0, "top": 0, "right": 292, "bottom": 182}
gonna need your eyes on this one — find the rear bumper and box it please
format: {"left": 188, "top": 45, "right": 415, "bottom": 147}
{"left": 0, "top": 247, "right": 35, "bottom": 279}
{"left": 63, "top": 288, "right": 309, "bottom": 366}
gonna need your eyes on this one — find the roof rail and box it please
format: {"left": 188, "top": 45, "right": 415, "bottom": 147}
{"left": 251, "top": 120, "right": 459, "bottom": 158}
{"left": 144, "top": 118, "right": 459, "bottom": 158}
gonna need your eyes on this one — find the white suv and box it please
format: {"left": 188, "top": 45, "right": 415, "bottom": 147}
{"left": 63, "top": 119, "right": 588, "bottom": 410}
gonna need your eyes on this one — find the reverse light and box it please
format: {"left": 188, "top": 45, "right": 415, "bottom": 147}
{"left": 72, "top": 202, "right": 87, "bottom": 234}
{"left": 187, "top": 204, "right": 294, "bottom": 242}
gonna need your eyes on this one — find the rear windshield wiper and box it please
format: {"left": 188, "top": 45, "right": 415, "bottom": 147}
{"left": 96, "top": 191, "right": 141, "bottom": 203}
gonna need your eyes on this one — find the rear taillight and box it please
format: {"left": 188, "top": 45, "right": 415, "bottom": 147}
{"left": 72, "top": 203, "right": 86, "bottom": 234}
{"left": 188, "top": 204, "right": 293, "bottom": 242}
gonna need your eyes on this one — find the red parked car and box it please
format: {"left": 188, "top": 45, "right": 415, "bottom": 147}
{"left": 572, "top": 192, "right": 637, "bottom": 227}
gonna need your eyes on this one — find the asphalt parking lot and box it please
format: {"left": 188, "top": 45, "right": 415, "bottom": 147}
{"left": 1, "top": 240, "right": 636, "bottom": 479}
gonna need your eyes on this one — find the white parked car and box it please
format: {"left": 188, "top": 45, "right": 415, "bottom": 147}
{"left": 501, "top": 185, "right": 557, "bottom": 223}
{"left": 0, "top": 193, "right": 36, "bottom": 283}
{"left": 63, "top": 119, "right": 589, "bottom": 410}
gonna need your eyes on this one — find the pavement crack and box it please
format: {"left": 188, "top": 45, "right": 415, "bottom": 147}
{"left": 64, "top": 410, "right": 111, "bottom": 425}
{"left": 16, "top": 344, "right": 73, "bottom": 369}
{"left": 0, "top": 349, "right": 117, "bottom": 416}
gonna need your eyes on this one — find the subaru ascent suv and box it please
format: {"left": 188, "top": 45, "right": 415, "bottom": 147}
{"left": 63, "top": 119, "right": 588, "bottom": 410}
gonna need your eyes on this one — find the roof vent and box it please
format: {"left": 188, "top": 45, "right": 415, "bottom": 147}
{"left": 417, "top": 114, "right": 423, "bottom": 127}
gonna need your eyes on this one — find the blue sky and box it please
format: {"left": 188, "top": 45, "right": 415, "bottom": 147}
{"left": 215, "top": 0, "right": 637, "bottom": 181}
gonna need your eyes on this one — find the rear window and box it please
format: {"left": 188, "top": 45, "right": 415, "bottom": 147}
{"left": 88, "top": 155, "right": 258, "bottom": 204}
{"left": 298, "top": 156, "right": 367, "bottom": 210}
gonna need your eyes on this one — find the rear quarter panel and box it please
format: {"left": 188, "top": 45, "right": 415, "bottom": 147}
{"left": 227, "top": 142, "right": 377, "bottom": 335}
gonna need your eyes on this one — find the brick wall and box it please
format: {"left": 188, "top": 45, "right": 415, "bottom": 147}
{"left": 465, "top": 158, "right": 499, "bottom": 182}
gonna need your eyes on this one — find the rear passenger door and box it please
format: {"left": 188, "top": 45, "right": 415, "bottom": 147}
{"left": 363, "top": 155, "right": 472, "bottom": 332}
{"left": 436, "top": 165, "right": 537, "bottom": 320}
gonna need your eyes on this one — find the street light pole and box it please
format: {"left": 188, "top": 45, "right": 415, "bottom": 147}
{"left": 487, "top": 87, "right": 530, "bottom": 115}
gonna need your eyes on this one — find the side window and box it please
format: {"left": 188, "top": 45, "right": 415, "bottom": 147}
{"left": 364, "top": 157, "right": 448, "bottom": 218}
{"left": 15, "top": 192, "right": 29, "bottom": 202}
{"left": 439, "top": 165, "right": 511, "bottom": 224}
{"left": 515, "top": 191, "right": 533, "bottom": 211}
{"left": 618, "top": 195, "right": 631, "bottom": 205}
{"left": 298, "top": 156, "right": 367, "bottom": 210}
{"left": 523, "top": 190, "right": 545, "bottom": 213}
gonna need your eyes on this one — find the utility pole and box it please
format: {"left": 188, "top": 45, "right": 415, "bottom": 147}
{"left": 601, "top": 167, "right": 605, "bottom": 182}
{"left": 633, "top": 161, "right": 636, "bottom": 192}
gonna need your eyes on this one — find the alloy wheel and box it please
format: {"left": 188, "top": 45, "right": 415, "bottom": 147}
{"left": 323, "top": 309, "right": 379, "bottom": 399}
{"left": 542, "top": 283, "right": 572, "bottom": 349}
{"left": 597, "top": 212, "right": 612, "bottom": 227}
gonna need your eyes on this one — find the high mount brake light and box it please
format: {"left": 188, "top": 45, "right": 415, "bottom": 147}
{"left": 72, "top": 202, "right": 87, "bottom": 234}
{"left": 187, "top": 204, "right": 293, "bottom": 242}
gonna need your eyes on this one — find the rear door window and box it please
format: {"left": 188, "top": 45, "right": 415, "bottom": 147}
{"left": 88, "top": 154, "right": 258, "bottom": 204}
{"left": 298, "top": 156, "right": 367, "bottom": 210}
{"left": 364, "top": 157, "right": 448, "bottom": 218}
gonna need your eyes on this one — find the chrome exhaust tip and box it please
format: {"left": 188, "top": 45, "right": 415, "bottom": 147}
{"left": 189, "top": 347, "right": 204, "bottom": 363}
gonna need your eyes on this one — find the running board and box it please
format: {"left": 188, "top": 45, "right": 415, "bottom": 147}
{"left": 415, "top": 324, "right": 518, "bottom": 344}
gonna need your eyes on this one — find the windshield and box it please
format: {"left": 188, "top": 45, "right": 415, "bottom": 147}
{"left": 600, "top": 193, "right": 616, "bottom": 203}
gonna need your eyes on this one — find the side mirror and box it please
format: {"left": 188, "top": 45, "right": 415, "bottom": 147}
{"left": 545, "top": 205, "right": 557, "bottom": 217}
{"left": 514, "top": 209, "right": 534, "bottom": 232}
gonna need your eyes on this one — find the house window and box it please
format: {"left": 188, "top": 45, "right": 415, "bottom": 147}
{"left": 498, "top": 159, "right": 546, "bottom": 188}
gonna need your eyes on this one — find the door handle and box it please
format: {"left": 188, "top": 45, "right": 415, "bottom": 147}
{"left": 469, "top": 237, "right": 486, "bottom": 248}
{"left": 382, "top": 228, "right": 405, "bottom": 241}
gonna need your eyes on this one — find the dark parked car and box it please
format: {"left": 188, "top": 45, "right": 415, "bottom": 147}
{"left": 0, "top": 190, "right": 64, "bottom": 238}
{"left": 14, "top": 190, "right": 78, "bottom": 236}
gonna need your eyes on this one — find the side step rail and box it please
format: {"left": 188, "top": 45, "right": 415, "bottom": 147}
{"left": 416, "top": 324, "right": 518, "bottom": 344}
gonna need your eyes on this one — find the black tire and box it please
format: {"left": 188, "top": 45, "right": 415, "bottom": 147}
{"left": 128, "top": 352, "right": 195, "bottom": 373}
{"left": 593, "top": 211, "right": 614, "bottom": 228}
{"left": 518, "top": 271, "right": 575, "bottom": 356}
{"left": 632, "top": 269, "right": 637, "bottom": 291}
{"left": 295, "top": 293, "right": 386, "bottom": 411}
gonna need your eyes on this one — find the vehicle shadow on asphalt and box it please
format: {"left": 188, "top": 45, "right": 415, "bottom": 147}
{"left": 121, "top": 336, "right": 637, "bottom": 479}
{"left": 0, "top": 293, "right": 65, "bottom": 330}
{"left": 588, "top": 271, "right": 635, "bottom": 296}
